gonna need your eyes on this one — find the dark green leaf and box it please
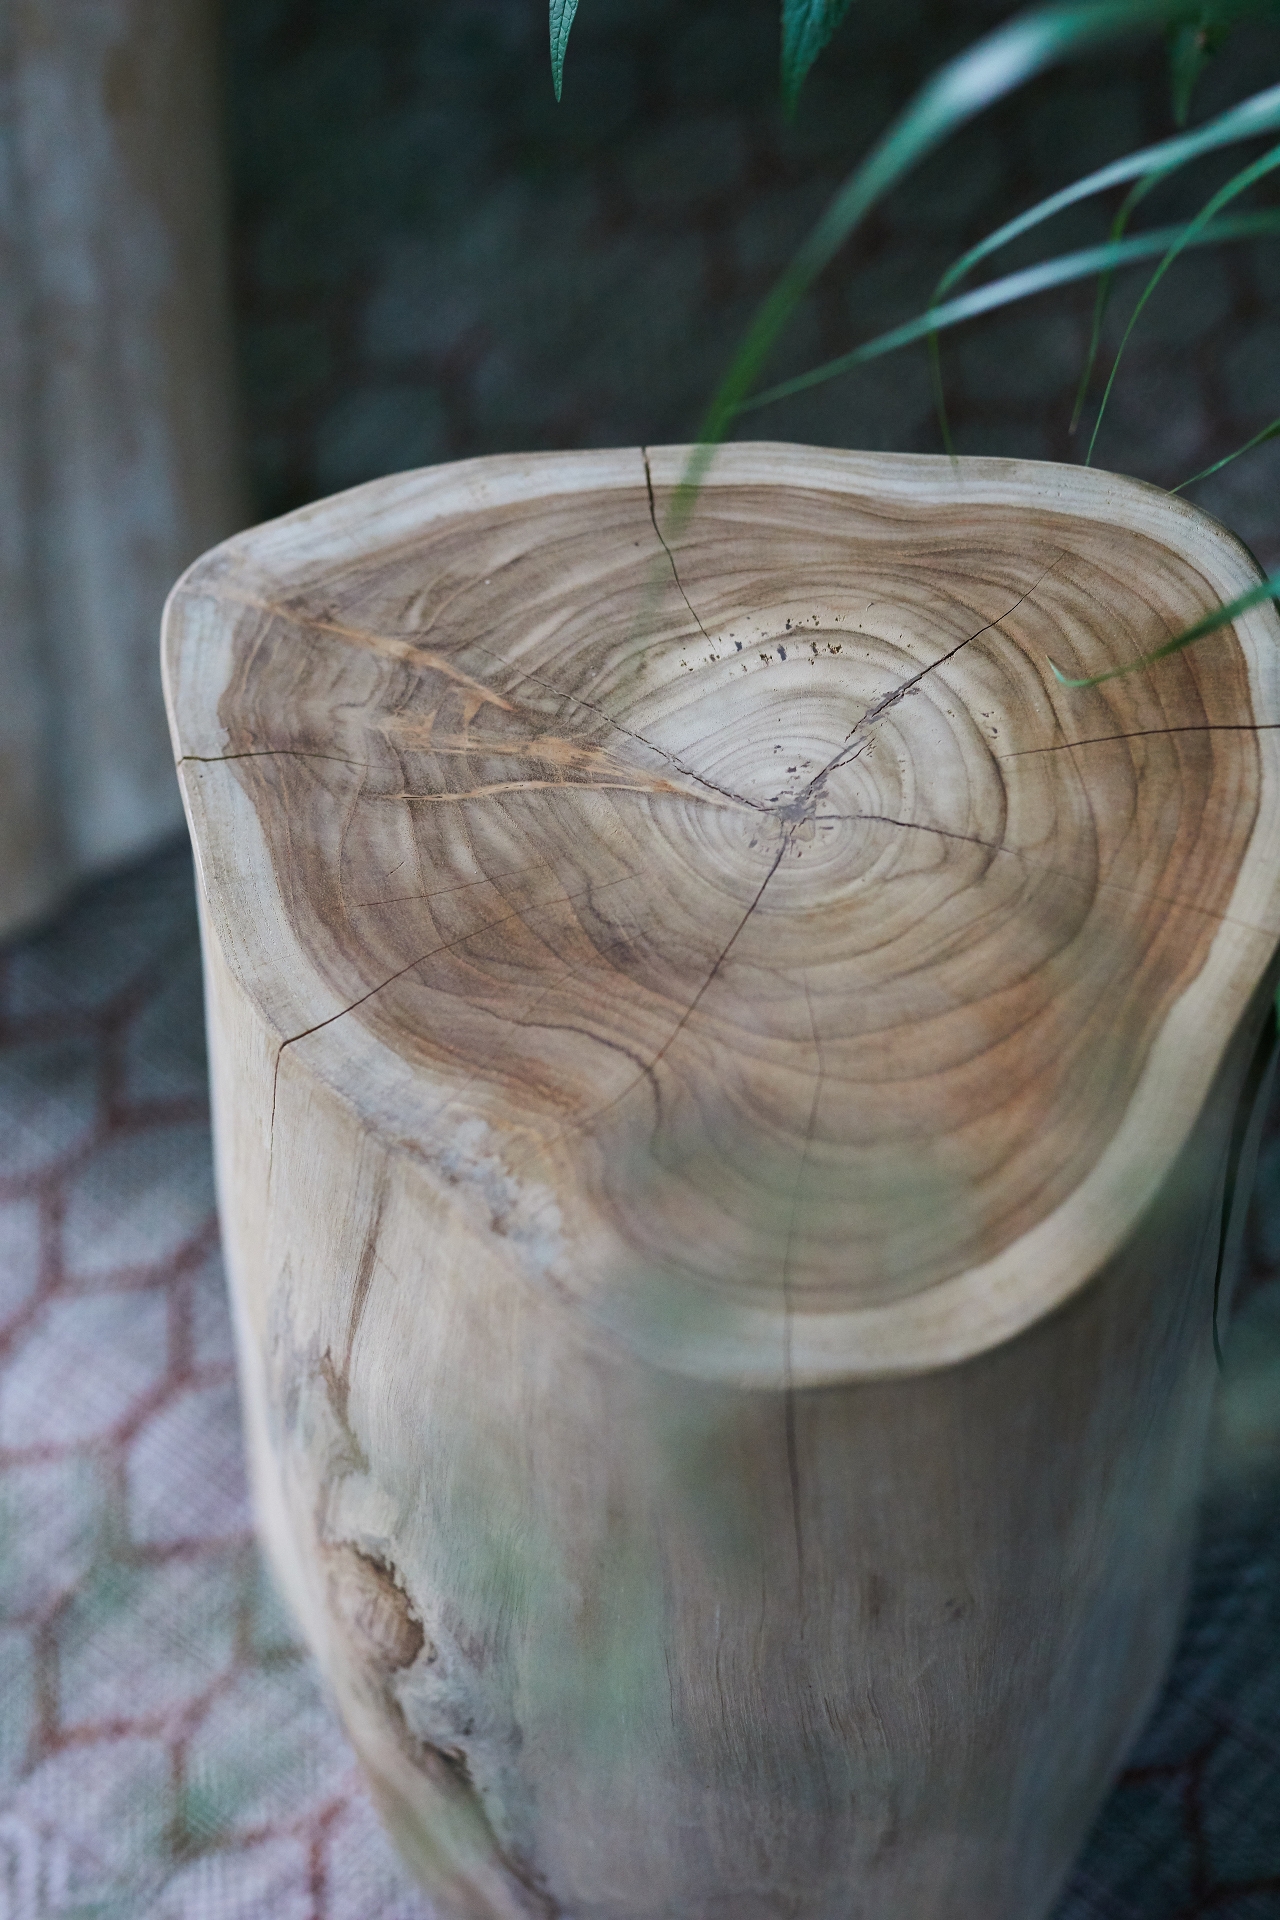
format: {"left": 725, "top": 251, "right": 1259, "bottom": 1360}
{"left": 550, "top": 0, "right": 580, "bottom": 102}
{"left": 1068, "top": 172, "right": 1153, "bottom": 436}
{"left": 781, "top": 0, "right": 857, "bottom": 116}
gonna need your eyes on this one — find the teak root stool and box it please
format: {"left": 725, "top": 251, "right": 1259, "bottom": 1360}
{"left": 164, "top": 445, "right": 1280, "bottom": 1920}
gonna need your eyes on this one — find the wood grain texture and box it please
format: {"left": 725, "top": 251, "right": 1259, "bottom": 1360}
{"left": 166, "top": 444, "right": 1280, "bottom": 1918}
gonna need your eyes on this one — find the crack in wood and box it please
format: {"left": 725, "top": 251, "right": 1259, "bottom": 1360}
{"left": 804, "top": 554, "right": 1067, "bottom": 808}
{"left": 372, "top": 777, "right": 729, "bottom": 806}
{"left": 505, "top": 826, "right": 793, "bottom": 1180}
{"left": 839, "top": 809, "right": 1269, "bottom": 935}
{"left": 349, "top": 858, "right": 562, "bottom": 912}
{"left": 274, "top": 868, "right": 643, "bottom": 1059}
{"left": 1000, "top": 720, "right": 1280, "bottom": 759}
{"left": 642, "top": 446, "right": 714, "bottom": 645}
{"left": 179, "top": 747, "right": 368, "bottom": 769}
{"left": 782, "top": 977, "right": 824, "bottom": 1606}
{"left": 463, "top": 634, "right": 769, "bottom": 816}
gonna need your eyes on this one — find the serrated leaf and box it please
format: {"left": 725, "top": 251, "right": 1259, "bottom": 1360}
{"left": 781, "top": 0, "right": 856, "bottom": 115}
{"left": 550, "top": 0, "right": 580, "bottom": 102}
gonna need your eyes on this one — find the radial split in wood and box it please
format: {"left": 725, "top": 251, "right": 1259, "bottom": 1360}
{"left": 171, "top": 443, "right": 1280, "bottom": 1378}
{"left": 166, "top": 445, "right": 1280, "bottom": 1920}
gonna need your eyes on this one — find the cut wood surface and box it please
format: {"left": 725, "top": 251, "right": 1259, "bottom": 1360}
{"left": 166, "top": 445, "right": 1280, "bottom": 1919}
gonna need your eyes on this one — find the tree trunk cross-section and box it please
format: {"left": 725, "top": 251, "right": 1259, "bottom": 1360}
{"left": 165, "top": 445, "right": 1280, "bottom": 1919}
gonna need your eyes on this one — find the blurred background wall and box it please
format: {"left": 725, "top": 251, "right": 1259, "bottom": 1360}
{"left": 0, "top": 0, "right": 244, "bottom": 938}
{"left": 4, "top": 0, "right": 1279, "bottom": 937}
{"left": 226, "top": 0, "right": 1280, "bottom": 566}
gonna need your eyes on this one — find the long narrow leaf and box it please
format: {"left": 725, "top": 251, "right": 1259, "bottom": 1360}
{"left": 1049, "top": 572, "right": 1280, "bottom": 686}
{"left": 695, "top": 0, "right": 1271, "bottom": 465}
{"left": 926, "top": 76, "right": 1280, "bottom": 450}
{"left": 1068, "top": 171, "right": 1157, "bottom": 434}
{"left": 1169, "top": 6, "right": 1234, "bottom": 123}
{"left": 1173, "top": 413, "right": 1280, "bottom": 489}
{"left": 1086, "top": 136, "right": 1280, "bottom": 461}
{"left": 550, "top": 0, "right": 580, "bottom": 102}
{"left": 782, "top": 0, "right": 857, "bottom": 115}
{"left": 937, "top": 163, "right": 1159, "bottom": 453}
{"left": 934, "top": 79, "right": 1280, "bottom": 304}
{"left": 928, "top": 332, "right": 956, "bottom": 457}
{"left": 738, "top": 210, "right": 1280, "bottom": 414}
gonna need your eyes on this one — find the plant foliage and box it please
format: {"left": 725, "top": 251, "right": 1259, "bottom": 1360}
{"left": 1174, "top": 413, "right": 1280, "bottom": 489}
{"left": 740, "top": 209, "right": 1280, "bottom": 414}
{"left": 549, "top": 0, "right": 858, "bottom": 108}
{"left": 923, "top": 80, "right": 1280, "bottom": 448}
{"left": 1168, "top": 4, "right": 1236, "bottom": 121}
{"left": 549, "top": 0, "right": 580, "bottom": 103}
{"left": 552, "top": 0, "right": 1280, "bottom": 661}
{"left": 1085, "top": 136, "right": 1280, "bottom": 461}
{"left": 683, "top": 0, "right": 1265, "bottom": 500}
{"left": 780, "top": 0, "right": 858, "bottom": 115}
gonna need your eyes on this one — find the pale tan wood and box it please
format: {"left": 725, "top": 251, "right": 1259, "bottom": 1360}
{"left": 165, "top": 443, "right": 1280, "bottom": 1919}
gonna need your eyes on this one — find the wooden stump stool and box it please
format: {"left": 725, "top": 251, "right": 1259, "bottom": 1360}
{"left": 164, "top": 444, "right": 1280, "bottom": 1920}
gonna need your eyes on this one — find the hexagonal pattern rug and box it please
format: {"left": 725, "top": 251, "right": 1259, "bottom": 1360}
{"left": 1, "top": 842, "right": 1278, "bottom": 1918}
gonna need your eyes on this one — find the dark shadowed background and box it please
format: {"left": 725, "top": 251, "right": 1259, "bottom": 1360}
{"left": 227, "top": 0, "right": 1280, "bottom": 567}
{"left": 2, "top": 3, "right": 1280, "bottom": 1915}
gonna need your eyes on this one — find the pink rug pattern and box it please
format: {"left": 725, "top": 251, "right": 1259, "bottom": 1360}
{"left": 1, "top": 841, "right": 1278, "bottom": 1918}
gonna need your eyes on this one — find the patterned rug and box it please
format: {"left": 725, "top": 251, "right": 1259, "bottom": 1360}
{"left": 1, "top": 841, "right": 1278, "bottom": 1918}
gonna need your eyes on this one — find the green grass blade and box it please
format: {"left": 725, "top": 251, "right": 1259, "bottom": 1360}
{"left": 925, "top": 80, "right": 1280, "bottom": 448}
{"left": 740, "top": 209, "right": 1280, "bottom": 414}
{"left": 1169, "top": 7, "right": 1234, "bottom": 124}
{"left": 696, "top": 0, "right": 1236, "bottom": 458}
{"left": 928, "top": 331, "right": 958, "bottom": 458}
{"left": 935, "top": 78, "right": 1280, "bottom": 305}
{"left": 1049, "top": 572, "right": 1280, "bottom": 687}
{"left": 1069, "top": 171, "right": 1159, "bottom": 431}
{"left": 1173, "top": 414, "right": 1280, "bottom": 489}
{"left": 550, "top": 0, "right": 580, "bottom": 101}
{"left": 676, "top": 0, "right": 1280, "bottom": 522}
{"left": 1086, "top": 136, "right": 1280, "bottom": 463}
{"left": 782, "top": 0, "right": 857, "bottom": 116}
